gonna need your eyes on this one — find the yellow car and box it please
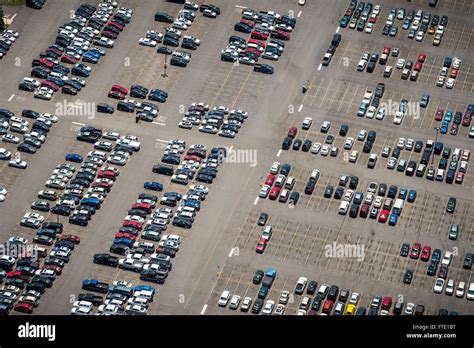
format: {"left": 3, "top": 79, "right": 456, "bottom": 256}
{"left": 428, "top": 26, "right": 436, "bottom": 35}
{"left": 344, "top": 304, "right": 356, "bottom": 315}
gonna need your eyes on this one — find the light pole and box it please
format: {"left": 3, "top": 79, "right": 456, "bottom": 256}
{"left": 161, "top": 44, "right": 168, "bottom": 78}
{"left": 430, "top": 126, "right": 440, "bottom": 171}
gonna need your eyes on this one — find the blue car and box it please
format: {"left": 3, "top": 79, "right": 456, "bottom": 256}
{"left": 402, "top": 19, "right": 410, "bottom": 30}
{"left": 431, "top": 249, "right": 442, "bottom": 263}
{"left": 164, "top": 192, "right": 182, "bottom": 200}
{"left": 134, "top": 284, "right": 156, "bottom": 295}
{"left": 113, "top": 238, "right": 134, "bottom": 247}
{"left": 66, "top": 153, "right": 83, "bottom": 163}
{"left": 83, "top": 55, "right": 98, "bottom": 64}
{"left": 71, "top": 67, "right": 89, "bottom": 77}
{"left": 388, "top": 213, "right": 398, "bottom": 226}
{"left": 85, "top": 50, "right": 101, "bottom": 58}
{"left": 88, "top": 48, "right": 106, "bottom": 56}
{"left": 444, "top": 111, "right": 452, "bottom": 122}
{"left": 407, "top": 190, "right": 417, "bottom": 203}
{"left": 144, "top": 181, "right": 163, "bottom": 191}
{"left": 339, "top": 15, "right": 349, "bottom": 28}
{"left": 440, "top": 121, "right": 448, "bottom": 134}
{"left": 182, "top": 200, "right": 200, "bottom": 211}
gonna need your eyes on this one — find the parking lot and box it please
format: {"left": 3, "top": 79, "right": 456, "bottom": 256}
{"left": 0, "top": 0, "right": 472, "bottom": 318}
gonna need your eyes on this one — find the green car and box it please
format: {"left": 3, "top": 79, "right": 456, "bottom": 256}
{"left": 258, "top": 286, "right": 268, "bottom": 299}
{"left": 339, "top": 16, "right": 349, "bottom": 28}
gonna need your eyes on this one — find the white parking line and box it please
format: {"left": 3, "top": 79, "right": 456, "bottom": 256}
{"left": 7, "top": 94, "right": 15, "bottom": 102}
{"left": 11, "top": 14, "right": 17, "bottom": 21}
{"left": 155, "top": 138, "right": 169, "bottom": 143}
{"left": 72, "top": 122, "right": 85, "bottom": 126}
{"left": 298, "top": 104, "right": 303, "bottom": 112}
{"left": 253, "top": 197, "right": 259, "bottom": 205}
{"left": 336, "top": 27, "right": 340, "bottom": 33}
{"left": 276, "top": 149, "right": 282, "bottom": 157}
{"left": 200, "top": 304, "right": 208, "bottom": 314}
{"left": 235, "top": 5, "right": 246, "bottom": 9}
{"left": 297, "top": 11, "right": 302, "bottom": 18}
{"left": 152, "top": 122, "right": 166, "bottom": 126}
{"left": 318, "top": 64, "right": 322, "bottom": 71}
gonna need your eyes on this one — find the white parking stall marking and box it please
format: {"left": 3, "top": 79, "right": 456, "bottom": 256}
{"left": 317, "top": 64, "right": 322, "bottom": 71}
{"left": 200, "top": 304, "right": 208, "bottom": 315}
{"left": 336, "top": 27, "right": 340, "bottom": 33}
{"left": 297, "top": 11, "right": 302, "bottom": 18}
{"left": 152, "top": 121, "right": 166, "bottom": 126}
{"left": 298, "top": 104, "right": 303, "bottom": 112}
{"left": 155, "top": 138, "right": 169, "bottom": 143}
{"left": 276, "top": 149, "right": 282, "bottom": 157}
{"left": 235, "top": 5, "right": 247, "bottom": 9}
{"left": 253, "top": 197, "right": 259, "bottom": 205}
{"left": 11, "top": 14, "right": 17, "bottom": 21}
{"left": 7, "top": 94, "right": 15, "bottom": 102}
{"left": 72, "top": 122, "right": 85, "bottom": 126}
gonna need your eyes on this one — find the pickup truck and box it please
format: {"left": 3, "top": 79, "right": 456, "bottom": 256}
{"left": 82, "top": 279, "right": 109, "bottom": 294}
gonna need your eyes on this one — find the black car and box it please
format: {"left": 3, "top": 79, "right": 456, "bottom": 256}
{"left": 463, "top": 253, "right": 473, "bottom": 270}
{"left": 93, "top": 253, "right": 119, "bottom": 267}
{"left": 62, "top": 85, "right": 78, "bottom": 95}
{"left": 78, "top": 293, "right": 103, "bottom": 306}
{"left": 403, "top": 270, "right": 413, "bottom": 284}
{"left": 18, "top": 81, "right": 36, "bottom": 92}
{"left": 182, "top": 40, "right": 198, "bottom": 50}
{"left": 155, "top": 11, "right": 173, "bottom": 23}
{"left": 69, "top": 215, "right": 88, "bottom": 226}
{"left": 292, "top": 139, "right": 302, "bottom": 150}
{"left": 140, "top": 270, "right": 167, "bottom": 284}
{"left": 117, "top": 101, "right": 135, "bottom": 113}
{"left": 388, "top": 185, "right": 398, "bottom": 199}
{"left": 96, "top": 103, "right": 114, "bottom": 114}
{"left": 254, "top": 63, "right": 274, "bottom": 74}
{"left": 170, "top": 56, "right": 187, "bottom": 67}
{"left": 251, "top": 298, "right": 264, "bottom": 314}
{"left": 307, "top": 280, "right": 318, "bottom": 295}
{"left": 17, "top": 143, "right": 37, "bottom": 154}
{"left": 257, "top": 212, "right": 268, "bottom": 226}
{"left": 163, "top": 37, "right": 179, "bottom": 47}
{"left": 109, "top": 244, "right": 130, "bottom": 256}
{"left": 253, "top": 270, "right": 264, "bottom": 285}
{"left": 304, "top": 179, "right": 316, "bottom": 195}
{"left": 234, "top": 22, "right": 252, "bottom": 33}
{"left": 281, "top": 137, "right": 292, "bottom": 150}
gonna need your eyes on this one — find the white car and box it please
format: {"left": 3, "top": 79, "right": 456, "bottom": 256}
{"left": 270, "top": 161, "right": 280, "bottom": 174}
{"left": 71, "top": 306, "right": 92, "bottom": 315}
{"left": 365, "top": 22, "right": 374, "bottom": 33}
{"left": 311, "top": 142, "right": 321, "bottom": 154}
{"left": 416, "top": 31, "right": 424, "bottom": 41}
{"left": 433, "top": 278, "right": 445, "bottom": 293}
{"left": 405, "top": 303, "right": 415, "bottom": 315}
{"left": 445, "top": 279, "right": 454, "bottom": 295}
{"left": 376, "top": 108, "right": 385, "bottom": 120}
{"left": 298, "top": 0, "right": 306, "bottom": 5}
{"left": 34, "top": 90, "right": 52, "bottom": 100}
{"left": 2, "top": 134, "right": 20, "bottom": 144}
{"left": 173, "top": 21, "right": 189, "bottom": 31}
{"left": 218, "top": 290, "right": 230, "bottom": 307}
{"left": 436, "top": 75, "right": 445, "bottom": 87}
{"left": 373, "top": 196, "right": 383, "bottom": 208}
{"left": 393, "top": 111, "right": 404, "bottom": 124}
{"left": 262, "top": 300, "right": 275, "bottom": 315}
{"left": 344, "top": 137, "right": 354, "bottom": 150}
{"left": 468, "top": 283, "right": 474, "bottom": 300}
{"left": 349, "top": 151, "right": 358, "bottom": 163}
{"left": 138, "top": 38, "right": 157, "bottom": 47}
{"left": 279, "top": 291, "right": 290, "bottom": 304}
{"left": 442, "top": 251, "right": 452, "bottom": 266}
{"left": 397, "top": 138, "right": 406, "bottom": 149}
{"left": 274, "top": 304, "right": 285, "bottom": 315}
{"left": 357, "top": 129, "right": 367, "bottom": 141}
{"left": 396, "top": 58, "right": 405, "bottom": 69}
{"left": 446, "top": 78, "right": 455, "bottom": 89}
{"left": 302, "top": 117, "right": 312, "bottom": 130}
{"left": 456, "top": 282, "right": 465, "bottom": 298}
{"left": 240, "top": 297, "right": 252, "bottom": 311}
{"left": 349, "top": 292, "right": 359, "bottom": 304}
{"left": 259, "top": 185, "right": 271, "bottom": 198}
{"left": 229, "top": 295, "right": 241, "bottom": 310}
{"left": 9, "top": 159, "right": 27, "bottom": 169}
{"left": 321, "top": 145, "right": 330, "bottom": 156}
{"left": 165, "top": 27, "right": 182, "bottom": 37}
{"left": 366, "top": 106, "right": 376, "bottom": 119}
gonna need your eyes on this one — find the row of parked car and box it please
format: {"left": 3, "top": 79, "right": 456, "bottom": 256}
{"left": 340, "top": 1, "right": 380, "bottom": 34}
{"left": 0, "top": 108, "right": 58, "bottom": 170}
{"left": 435, "top": 104, "right": 473, "bottom": 137}
{"left": 219, "top": 268, "right": 433, "bottom": 315}
{"left": 258, "top": 161, "right": 300, "bottom": 209}
{"left": 0, "top": 30, "right": 20, "bottom": 60}
{"left": 0, "top": 231, "right": 80, "bottom": 315}
{"left": 178, "top": 102, "right": 248, "bottom": 138}
{"left": 436, "top": 56, "right": 462, "bottom": 90}
{"left": 221, "top": 7, "right": 293, "bottom": 72}
{"left": 75, "top": 279, "right": 156, "bottom": 315}
{"left": 20, "top": 2, "right": 132, "bottom": 99}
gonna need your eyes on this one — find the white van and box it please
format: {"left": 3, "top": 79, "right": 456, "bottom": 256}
{"left": 162, "top": 234, "right": 181, "bottom": 245}
{"left": 300, "top": 296, "right": 311, "bottom": 310}
{"left": 135, "top": 290, "right": 154, "bottom": 302}
{"left": 279, "top": 189, "right": 289, "bottom": 203}
{"left": 310, "top": 169, "right": 320, "bottom": 181}
{"left": 394, "top": 199, "right": 404, "bottom": 214}
{"left": 339, "top": 201, "right": 349, "bottom": 215}
{"left": 285, "top": 177, "right": 295, "bottom": 190}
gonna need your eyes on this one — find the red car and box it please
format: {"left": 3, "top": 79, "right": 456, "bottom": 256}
{"left": 246, "top": 47, "right": 262, "bottom": 56}
{"left": 41, "top": 80, "right": 59, "bottom": 92}
{"left": 438, "top": 266, "right": 448, "bottom": 279}
{"left": 102, "top": 30, "right": 118, "bottom": 39}
{"left": 417, "top": 53, "right": 426, "bottom": 63}
{"left": 39, "top": 58, "right": 54, "bottom": 69}
{"left": 240, "top": 19, "right": 254, "bottom": 28}
{"left": 288, "top": 127, "right": 297, "bottom": 138}
{"left": 115, "top": 232, "right": 137, "bottom": 241}
{"left": 98, "top": 170, "right": 117, "bottom": 180}
{"left": 383, "top": 46, "right": 391, "bottom": 55}
{"left": 184, "top": 154, "right": 202, "bottom": 162}
{"left": 131, "top": 202, "right": 152, "bottom": 213}
{"left": 61, "top": 55, "right": 77, "bottom": 64}
{"left": 382, "top": 296, "right": 392, "bottom": 310}
{"left": 434, "top": 108, "right": 444, "bottom": 121}
{"left": 420, "top": 246, "right": 431, "bottom": 261}
{"left": 410, "top": 242, "right": 421, "bottom": 259}
{"left": 378, "top": 209, "right": 390, "bottom": 223}
{"left": 271, "top": 30, "right": 290, "bottom": 40}
{"left": 92, "top": 181, "right": 112, "bottom": 191}
{"left": 368, "top": 15, "right": 377, "bottom": 23}
{"left": 450, "top": 123, "right": 458, "bottom": 135}
{"left": 155, "top": 246, "right": 177, "bottom": 257}
{"left": 108, "top": 21, "right": 124, "bottom": 31}
{"left": 111, "top": 84, "right": 128, "bottom": 94}
{"left": 7, "top": 271, "right": 30, "bottom": 282}
{"left": 123, "top": 220, "right": 142, "bottom": 230}
{"left": 255, "top": 237, "right": 267, "bottom": 253}
{"left": 47, "top": 47, "right": 63, "bottom": 56}
{"left": 450, "top": 69, "right": 458, "bottom": 79}
{"left": 269, "top": 186, "right": 281, "bottom": 200}
{"left": 60, "top": 234, "right": 80, "bottom": 244}
{"left": 251, "top": 31, "right": 268, "bottom": 40}
{"left": 455, "top": 172, "right": 464, "bottom": 184}
{"left": 42, "top": 264, "right": 62, "bottom": 275}
{"left": 414, "top": 62, "right": 423, "bottom": 71}
{"left": 248, "top": 39, "right": 265, "bottom": 48}
{"left": 265, "top": 174, "right": 276, "bottom": 186}
{"left": 108, "top": 90, "right": 126, "bottom": 100}
{"left": 15, "top": 303, "right": 34, "bottom": 314}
